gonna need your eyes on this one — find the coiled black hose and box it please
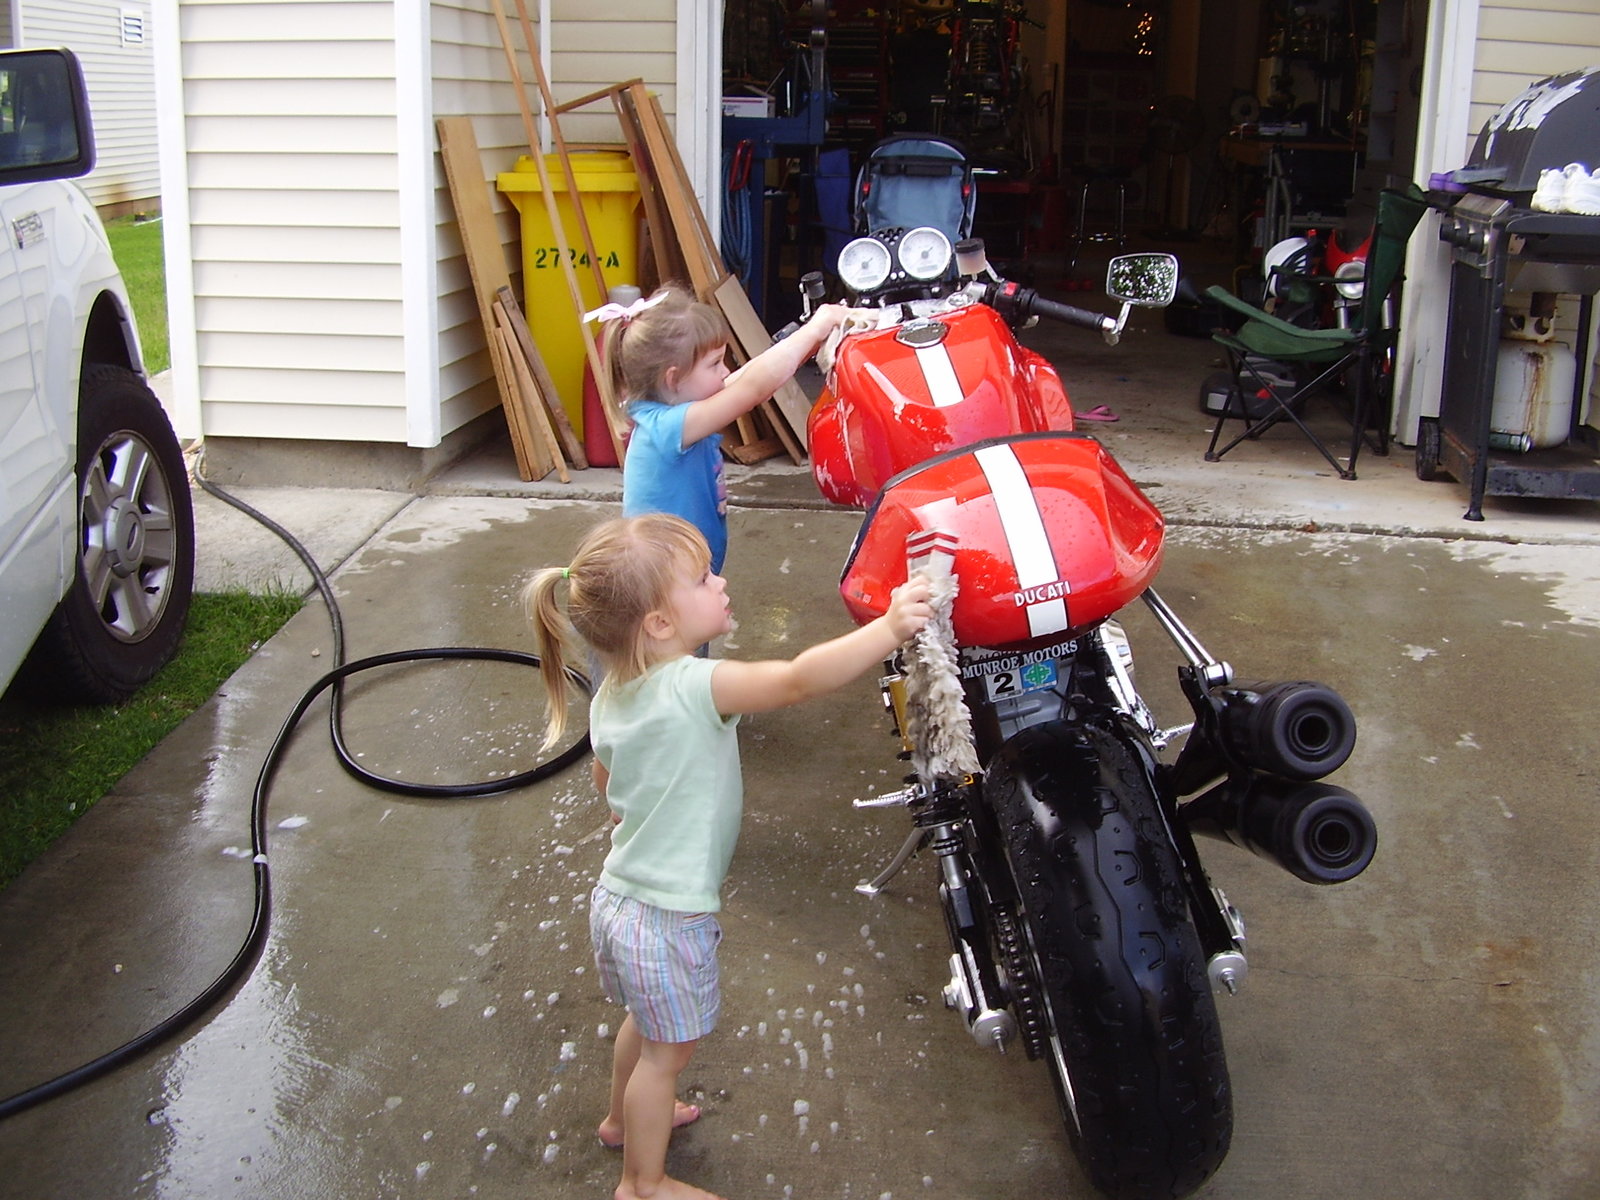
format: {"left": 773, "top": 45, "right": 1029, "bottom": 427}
{"left": 0, "top": 462, "right": 589, "bottom": 1120}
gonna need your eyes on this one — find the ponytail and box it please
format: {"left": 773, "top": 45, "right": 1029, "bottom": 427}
{"left": 525, "top": 566, "right": 588, "bottom": 752}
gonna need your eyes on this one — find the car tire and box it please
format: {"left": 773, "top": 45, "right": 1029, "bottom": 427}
{"left": 22, "top": 365, "right": 195, "bottom": 703}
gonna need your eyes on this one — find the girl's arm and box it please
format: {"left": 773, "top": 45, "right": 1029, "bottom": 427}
{"left": 680, "top": 304, "right": 851, "bottom": 446}
{"left": 710, "top": 576, "right": 932, "bottom": 716}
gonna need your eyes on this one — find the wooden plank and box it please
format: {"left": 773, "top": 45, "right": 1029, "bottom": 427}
{"left": 435, "top": 115, "right": 539, "bottom": 481}
{"left": 487, "top": 318, "right": 539, "bottom": 480}
{"left": 712, "top": 274, "right": 808, "bottom": 462}
{"left": 627, "top": 83, "right": 719, "bottom": 295}
{"left": 642, "top": 91, "right": 724, "bottom": 286}
{"left": 486, "top": 0, "right": 621, "bottom": 458}
{"left": 723, "top": 436, "right": 784, "bottom": 465}
{"left": 496, "top": 287, "right": 591, "bottom": 469}
{"left": 495, "top": 321, "right": 568, "bottom": 483}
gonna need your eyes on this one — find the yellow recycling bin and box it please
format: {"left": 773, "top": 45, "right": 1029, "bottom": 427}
{"left": 496, "top": 151, "right": 642, "bottom": 431}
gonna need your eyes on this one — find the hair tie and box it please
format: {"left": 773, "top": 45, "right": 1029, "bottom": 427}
{"left": 581, "top": 291, "right": 669, "bottom": 325}
{"left": 561, "top": 567, "right": 571, "bottom": 580}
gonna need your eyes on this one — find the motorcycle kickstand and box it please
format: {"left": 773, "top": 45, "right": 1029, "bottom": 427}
{"left": 855, "top": 827, "right": 931, "bottom": 896}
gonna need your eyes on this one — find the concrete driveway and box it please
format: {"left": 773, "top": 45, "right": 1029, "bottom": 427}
{"left": 2, "top": 484, "right": 1598, "bottom": 1199}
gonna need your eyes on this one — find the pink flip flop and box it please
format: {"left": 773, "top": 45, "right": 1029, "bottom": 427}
{"left": 1076, "top": 404, "right": 1120, "bottom": 423}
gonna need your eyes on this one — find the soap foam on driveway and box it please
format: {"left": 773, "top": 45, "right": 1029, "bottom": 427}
{"left": 2, "top": 488, "right": 1598, "bottom": 1198}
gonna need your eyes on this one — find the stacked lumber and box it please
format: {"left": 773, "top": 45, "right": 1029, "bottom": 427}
{"left": 567, "top": 82, "right": 807, "bottom": 464}
{"left": 438, "top": 115, "right": 580, "bottom": 482}
{"left": 447, "top": 1, "right": 809, "bottom": 473}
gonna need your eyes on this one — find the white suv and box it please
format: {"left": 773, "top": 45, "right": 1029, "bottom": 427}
{"left": 1, "top": 47, "right": 193, "bottom": 703}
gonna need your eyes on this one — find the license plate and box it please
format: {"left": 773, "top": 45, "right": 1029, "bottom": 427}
{"left": 981, "top": 656, "right": 1059, "bottom": 701}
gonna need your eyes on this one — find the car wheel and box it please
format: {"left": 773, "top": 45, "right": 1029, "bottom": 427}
{"left": 23, "top": 365, "right": 195, "bottom": 703}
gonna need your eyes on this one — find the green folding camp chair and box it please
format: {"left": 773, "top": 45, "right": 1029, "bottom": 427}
{"left": 1203, "top": 184, "right": 1429, "bottom": 479}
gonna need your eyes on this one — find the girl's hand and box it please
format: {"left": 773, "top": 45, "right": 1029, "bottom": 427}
{"left": 886, "top": 574, "right": 934, "bottom": 643}
{"left": 809, "top": 303, "right": 852, "bottom": 333}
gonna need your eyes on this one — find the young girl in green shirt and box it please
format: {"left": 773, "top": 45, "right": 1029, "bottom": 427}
{"left": 525, "top": 513, "right": 930, "bottom": 1200}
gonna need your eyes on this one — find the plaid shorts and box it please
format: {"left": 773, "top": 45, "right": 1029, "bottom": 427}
{"left": 590, "top": 883, "right": 722, "bottom": 1044}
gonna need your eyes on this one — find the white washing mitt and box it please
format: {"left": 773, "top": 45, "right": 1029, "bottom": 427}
{"left": 902, "top": 567, "right": 980, "bottom": 782}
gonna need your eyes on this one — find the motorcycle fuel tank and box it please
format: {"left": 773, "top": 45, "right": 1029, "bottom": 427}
{"left": 808, "top": 304, "right": 1075, "bottom": 507}
{"left": 839, "top": 431, "right": 1164, "bottom": 646}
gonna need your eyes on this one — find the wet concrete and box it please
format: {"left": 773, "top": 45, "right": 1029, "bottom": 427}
{"left": 3, "top": 491, "right": 1599, "bottom": 1199}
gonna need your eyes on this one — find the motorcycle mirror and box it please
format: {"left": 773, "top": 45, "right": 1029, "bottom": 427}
{"left": 1105, "top": 253, "right": 1180, "bottom": 308}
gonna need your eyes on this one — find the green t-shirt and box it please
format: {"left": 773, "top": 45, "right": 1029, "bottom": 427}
{"left": 591, "top": 655, "right": 743, "bottom": 912}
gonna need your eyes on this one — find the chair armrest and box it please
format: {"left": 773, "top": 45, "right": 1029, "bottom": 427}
{"left": 1203, "top": 285, "right": 1354, "bottom": 344}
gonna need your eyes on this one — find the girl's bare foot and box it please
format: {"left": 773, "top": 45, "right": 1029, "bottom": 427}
{"left": 615, "top": 1176, "right": 725, "bottom": 1200}
{"left": 598, "top": 1099, "right": 701, "bottom": 1149}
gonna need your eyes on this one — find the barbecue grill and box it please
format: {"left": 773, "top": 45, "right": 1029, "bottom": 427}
{"left": 1423, "top": 66, "right": 1600, "bottom": 520}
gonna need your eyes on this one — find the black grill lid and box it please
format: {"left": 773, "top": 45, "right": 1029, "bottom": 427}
{"left": 1467, "top": 66, "right": 1600, "bottom": 192}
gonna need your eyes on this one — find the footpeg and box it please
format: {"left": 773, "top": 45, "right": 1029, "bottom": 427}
{"left": 854, "top": 786, "right": 918, "bottom": 809}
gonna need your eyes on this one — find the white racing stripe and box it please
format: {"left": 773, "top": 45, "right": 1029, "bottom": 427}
{"left": 974, "top": 443, "right": 1069, "bottom": 636}
{"left": 915, "top": 343, "right": 965, "bottom": 408}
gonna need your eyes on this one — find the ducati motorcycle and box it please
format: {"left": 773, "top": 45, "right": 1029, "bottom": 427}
{"left": 796, "top": 228, "right": 1378, "bottom": 1199}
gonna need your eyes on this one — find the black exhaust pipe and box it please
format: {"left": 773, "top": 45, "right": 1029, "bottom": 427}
{"left": 1182, "top": 773, "right": 1377, "bottom": 884}
{"left": 1215, "top": 680, "right": 1356, "bottom": 781}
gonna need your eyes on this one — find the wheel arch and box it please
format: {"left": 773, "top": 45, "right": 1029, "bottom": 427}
{"left": 81, "top": 288, "right": 142, "bottom": 376}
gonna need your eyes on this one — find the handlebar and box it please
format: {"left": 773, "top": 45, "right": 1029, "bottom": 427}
{"left": 985, "top": 281, "right": 1118, "bottom": 340}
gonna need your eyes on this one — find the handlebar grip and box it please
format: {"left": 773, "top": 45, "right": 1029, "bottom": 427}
{"left": 1028, "top": 295, "right": 1116, "bottom": 334}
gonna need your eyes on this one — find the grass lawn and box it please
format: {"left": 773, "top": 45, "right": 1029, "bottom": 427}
{"left": 104, "top": 213, "right": 169, "bottom": 375}
{"left": 0, "top": 590, "right": 302, "bottom": 891}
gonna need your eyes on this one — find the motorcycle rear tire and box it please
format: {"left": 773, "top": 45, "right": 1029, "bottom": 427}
{"left": 986, "top": 718, "right": 1232, "bottom": 1200}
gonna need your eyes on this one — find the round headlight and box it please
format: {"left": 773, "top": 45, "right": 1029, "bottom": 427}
{"left": 838, "top": 237, "right": 893, "bottom": 293}
{"left": 899, "top": 226, "right": 954, "bottom": 281}
{"left": 1333, "top": 259, "right": 1365, "bottom": 301}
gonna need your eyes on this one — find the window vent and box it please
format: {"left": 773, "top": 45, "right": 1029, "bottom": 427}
{"left": 120, "top": 9, "right": 146, "bottom": 46}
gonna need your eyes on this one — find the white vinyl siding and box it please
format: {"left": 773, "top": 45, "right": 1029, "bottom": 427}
{"left": 1468, "top": 0, "right": 1600, "bottom": 151}
{"left": 160, "top": 0, "right": 684, "bottom": 449}
{"left": 20, "top": 0, "right": 158, "bottom": 209}
{"left": 174, "top": 0, "right": 408, "bottom": 443}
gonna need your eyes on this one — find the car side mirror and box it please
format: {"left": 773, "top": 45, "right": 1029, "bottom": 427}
{"left": 0, "top": 48, "right": 95, "bottom": 185}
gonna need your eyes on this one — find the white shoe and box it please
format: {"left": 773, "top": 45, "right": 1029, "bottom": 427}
{"left": 1563, "top": 165, "right": 1600, "bottom": 215}
{"left": 1532, "top": 162, "right": 1587, "bottom": 212}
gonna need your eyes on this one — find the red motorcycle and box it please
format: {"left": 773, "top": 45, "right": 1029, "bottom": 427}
{"left": 798, "top": 229, "right": 1377, "bottom": 1199}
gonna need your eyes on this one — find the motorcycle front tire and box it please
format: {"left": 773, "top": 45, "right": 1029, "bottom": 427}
{"left": 986, "top": 717, "right": 1232, "bottom": 1200}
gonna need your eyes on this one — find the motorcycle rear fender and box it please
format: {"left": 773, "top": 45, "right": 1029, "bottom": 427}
{"left": 840, "top": 431, "right": 1164, "bottom": 647}
{"left": 808, "top": 304, "right": 1074, "bottom": 507}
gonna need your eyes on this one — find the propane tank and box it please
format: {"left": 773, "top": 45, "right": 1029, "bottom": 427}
{"left": 1491, "top": 294, "right": 1576, "bottom": 451}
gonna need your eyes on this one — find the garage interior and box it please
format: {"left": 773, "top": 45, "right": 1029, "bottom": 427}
{"left": 720, "top": 0, "right": 1429, "bottom": 320}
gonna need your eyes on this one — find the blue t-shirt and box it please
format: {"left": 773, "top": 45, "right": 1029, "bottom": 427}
{"left": 623, "top": 398, "right": 727, "bottom": 573}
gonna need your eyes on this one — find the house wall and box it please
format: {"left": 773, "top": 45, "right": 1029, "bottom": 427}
{"left": 19, "top": 0, "right": 159, "bottom": 211}
{"left": 163, "top": 0, "right": 680, "bottom": 458}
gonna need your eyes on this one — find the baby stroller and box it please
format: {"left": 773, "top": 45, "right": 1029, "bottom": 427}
{"left": 854, "top": 134, "right": 976, "bottom": 242}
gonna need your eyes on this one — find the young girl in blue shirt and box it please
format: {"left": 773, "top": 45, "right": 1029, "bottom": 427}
{"left": 600, "top": 286, "right": 851, "bottom": 574}
{"left": 525, "top": 513, "right": 930, "bottom": 1200}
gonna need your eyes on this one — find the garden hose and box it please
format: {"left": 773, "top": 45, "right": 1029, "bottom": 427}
{"left": 0, "top": 461, "right": 590, "bottom": 1120}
